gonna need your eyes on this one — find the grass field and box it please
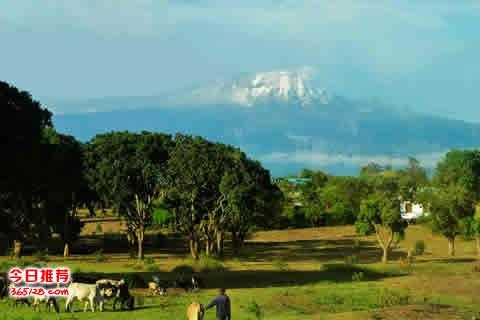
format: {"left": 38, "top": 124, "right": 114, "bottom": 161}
{"left": 1, "top": 224, "right": 480, "bottom": 319}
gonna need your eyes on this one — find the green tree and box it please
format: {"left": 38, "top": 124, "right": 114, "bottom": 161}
{"left": 40, "top": 129, "right": 85, "bottom": 257}
{"left": 435, "top": 150, "right": 480, "bottom": 198}
{"left": 84, "top": 131, "right": 172, "bottom": 260}
{"left": 460, "top": 212, "right": 480, "bottom": 257}
{"left": 166, "top": 135, "right": 282, "bottom": 258}
{"left": 165, "top": 135, "right": 226, "bottom": 259}
{"left": 428, "top": 150, "right": 480, "bottom": 256}
{"left": 220, "top": 155, "right": 282, "bottom": 254}
{"left": 422, "top": 185, "right": 475, "bottom": 256}
{"left": 356, "top": 176, "right": 407, "bottom": 263}
{"left": 0, "top": 81, "right": 52, "bottom": 258}
{"left": 397, "top": 157, "right": 429, "bottom": 200}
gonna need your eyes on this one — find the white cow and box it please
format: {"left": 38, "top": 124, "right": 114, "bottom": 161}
{"left": 32, "top": 294, "right": 59, "bottom": 313}
{"left": 65, "top": 282, "right": 106, "bottom": 312}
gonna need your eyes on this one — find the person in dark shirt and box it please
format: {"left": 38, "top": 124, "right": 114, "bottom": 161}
{"left": 206, "top": 288, "right": 231, "bottom": 320}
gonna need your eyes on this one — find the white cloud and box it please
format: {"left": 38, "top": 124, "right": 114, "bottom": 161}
{"left": 260, "top": 150, "right": 447, "bottom": 168}
{"left": 2, "top": 1, "right": 475, "bottom": 74}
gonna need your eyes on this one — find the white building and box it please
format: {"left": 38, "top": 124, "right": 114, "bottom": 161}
{"left": 400, "top": 201, "right": 427, "bottom": 221}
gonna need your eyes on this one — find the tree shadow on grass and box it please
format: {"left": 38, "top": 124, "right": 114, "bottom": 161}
{"left": 416, "top": 257, "right": 477, "bottom": 264}
{"left": 72, "top": 264, "right": 405, "bottom": 290}
{"left": 235, "top": 238, "right": 405, "bottom": 264}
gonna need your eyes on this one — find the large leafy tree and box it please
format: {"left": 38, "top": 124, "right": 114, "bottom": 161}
{"left": 220, "top": 154, "right": 283, "bottom": 255}
{"left": 166, "top": 135, "right": 282, "bottom": 258}
{"left": 84, "top": 131, "right": 172, "bottom": 260}
{"left": 397, "top": 157, "right": 429, "bottom": 200}
{"left": 40, "top": 129, "right": 85, "bottom": 257}
{"left": 165, "top": 135, "right": 229, "bottom": 259}
{"left": 0, "top": 81, "right": 52, "bottom": 257}
{"left": 356, "top": 176, "right": 407, "bottom": 263}
{"left": 427, "top": 150, "right": 480, "bottom": 256}
{"left": 421, "top": 185, "right": 475, "bottom": 256}
{"left": 434, "top": 150, "right": 480, "bottom": 198}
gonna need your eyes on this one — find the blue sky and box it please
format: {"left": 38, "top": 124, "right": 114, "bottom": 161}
{"left": 1, "top": 1, "right": 479, "bottom": 121}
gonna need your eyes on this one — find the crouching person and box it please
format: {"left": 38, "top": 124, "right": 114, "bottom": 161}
{"left": 205, "top": 288, "right": 231, "bottom": 320}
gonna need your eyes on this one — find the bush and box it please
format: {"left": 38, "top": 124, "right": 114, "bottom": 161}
{"left": 144, "top": 257, "right": 159, "bottom": 272}
{"left": 273, "top": 259, "right": 289, "bottom": 271}
{"left": 72, "top": 266, "right": 82, "bottom": 274}
{"left": 377, "top": 289, "right": 410, "bottom": 307}
{"left": 355, "top": 221, "right": 374, "bottom": 236}
{"left": 246, "top": 300, "right": 264, "bottom": 320}
{"left": 198, "top": 256, "right": 226, "bottom": 273}
{"left": 33, "top": 249, "right": 50, "bottom": 262}
{"left": 352, "top": 271, "right": 364, "bottom": 282}
{"left": 95, "top": 223, "right": 103, "bottom": 234}
{"left": 413, "top": 240, "right": 426, "bottom": 256}
{"left": 344, "top": 255, "right": 359, "bottom": 265}
{"left": 152, "top": 208, "right": 174, "bottom": 227}
{"left": 94, "top": 249, "right": 107, "bottom": 262}
{"left": 352, "top": 239, "right": 361, "bottom": 251}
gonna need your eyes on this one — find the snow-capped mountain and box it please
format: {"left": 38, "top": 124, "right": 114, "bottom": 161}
{"left": 178, "top": 68, "right": 330, "bottom": 107}
{"left": 52, "top": 67, "right": 480, "bottom": 176}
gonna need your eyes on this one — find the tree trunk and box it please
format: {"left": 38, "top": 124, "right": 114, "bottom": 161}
{"left": 382, "top": 246, "right": 389, "bottom": 264}
{"left": 216, "top": 231, "right": 224, "bottom": 257}
{"left": 13, "top": 240, "right": 22, "bottom": 259}
{"left": 448, "top": 237, "right": 455, "bottom": 256}
{"left": 231, "top": 231, "right": 240, "bottom": 255}
{"left": 205, "top": 238, "right": 211, "bottom": 257}
{"left": 137, "top": 226, "right": 145, "bottom": 260}
{"left": 476, "top": 236, "right": 480, "bottom": 257}
{"left": 63, "top": 242, "right": 70, "bottom": 257}
{"left": 87, "top": 203, "right": 96, "bottom": 217}
{"left": 189, "top": 238, "right": 199, "bottom": 260}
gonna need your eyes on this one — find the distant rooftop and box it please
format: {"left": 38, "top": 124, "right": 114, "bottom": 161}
{"left": 274, "top": 177, "right": 312, "bottom": 185}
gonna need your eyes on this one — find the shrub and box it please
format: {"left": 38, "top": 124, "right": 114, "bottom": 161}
{"left": 72, "top": 266, "right": 82, "bottom": 274}
{"left": 246, "top": 300, "right": 264, "bottom": 320}
{"left": 152, "top": 208, "right": 174, "bottom": 227}
{"left": 95, "top": 223, "right": 103, "bottom": 234}
{"left": 352, "top": 271, "right": 364, "bottom": 282}
{"left": 377, "top": 289, "right": 410, "bottom": 307}
{"left": 94, "top": 249, "right": 107, "bottom": 262}
{"left": 318, "top": 293, "right": 345, "bottom": 306}
{"left": 198, "top": 256, "right": 226, "bottom": 273}
{"left": 273, "top": 259, "right": 289, "bottom": 271}
{"left": 132, "top": 263, "right": 144, "bottom": 271}
{"left": 355, "top": 221, "right": 374, "bottom": 236}
{"left": 0, "top": 260, "right": 16, "bottom": 272}
{"left": 413, "top": 240, "right": 426, "bottom": 256}
{"left": 33, "top": 249, "right": 50, "bottom": 262}
{"left": 144, "top": 257, "right": 159, "bottom": 272}
{"left": 344, "top": 255, "right": 359, "bottom": 265}
{"left": 352, "top": 239, "right": 362, "bottom": 251}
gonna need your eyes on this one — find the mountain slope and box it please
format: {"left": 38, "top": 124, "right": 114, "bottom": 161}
{"left": 52, "top": 69, "right": 480, "bottom": 176}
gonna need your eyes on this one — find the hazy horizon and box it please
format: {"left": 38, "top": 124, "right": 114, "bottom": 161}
{"left": 1, "top": 1, "right": 479, "bottom": 122}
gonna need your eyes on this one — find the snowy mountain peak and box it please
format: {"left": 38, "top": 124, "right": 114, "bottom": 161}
{"left": 185, "top": 68, "right": 330, "bottom": 107}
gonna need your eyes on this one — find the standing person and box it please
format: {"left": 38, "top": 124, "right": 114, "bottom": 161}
{"left": 206, "top": 288, "right": 231, "bottom": 320}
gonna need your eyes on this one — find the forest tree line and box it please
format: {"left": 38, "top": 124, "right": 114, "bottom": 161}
{"left": 2, "top": 81, "right": 480, "bottom": 263}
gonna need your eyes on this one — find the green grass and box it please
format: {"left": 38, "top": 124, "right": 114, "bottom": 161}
{"left": 1, "top": 225, "right": 479, "bottom": 319}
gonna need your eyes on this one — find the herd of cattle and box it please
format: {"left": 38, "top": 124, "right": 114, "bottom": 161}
{"left": 0, "top": 273, "right": 204, "bottom": 313}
